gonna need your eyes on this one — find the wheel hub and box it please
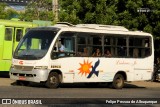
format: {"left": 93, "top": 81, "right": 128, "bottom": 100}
{"left": 50, "top": 76, "right": 57, "bottom": 84}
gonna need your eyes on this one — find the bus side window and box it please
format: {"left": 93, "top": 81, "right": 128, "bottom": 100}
{"left": 133, "top": 48, "right": 139, "bottom": 58}
{"left": 117, "top": 37, "right": 126, "bottom": 57}
{"left": 144, "top": 38, "right": 151, "bottom": 57}
{"left": 16, "top": 29, "right": 23, "bottom": 42}
{"left": 5, "top": 28, "right": 13, "bottom": 41}
{"left": 51, "top": 31, "right": 76, "bottom": 58}
{"left": 77, "top": 34, "right": 87, "bottom": 56}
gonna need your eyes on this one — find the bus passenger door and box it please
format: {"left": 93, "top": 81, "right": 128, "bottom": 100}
{"left": 2, "top": 27, "right": 14, "bottom": 59}
{"left": 13, "top": 28, "right": 23, "bottom": 51}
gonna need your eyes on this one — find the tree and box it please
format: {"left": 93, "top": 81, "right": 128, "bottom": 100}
{"left": 0, "top": 3, "right": 7, "bottom": 19}
{"left": 116, "top": 0, "right": 160, "bottom": 38}
{"left": 19, "top": 0, "right": 54, "bottom": 21}
{"left": 60, "top": 0, "right": 160, "bottom": 37}
{"left": 59, "top": 0, "right": 119, "bottom": 24}
{"left": 59, "top": 0, "right": 160, "bottom": 52}
{"left": 0, "top": 3, "right": 18, "bottom": 19}
{"left": 59, "top": 0, "right": 82, "bottom": 24}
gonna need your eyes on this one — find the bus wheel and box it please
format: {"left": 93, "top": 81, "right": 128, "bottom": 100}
{"left": 45, "top": 72, "right": 60, "bottom": 88}
{"left": 112, "top": 74, "right": 124, "bottom": 89}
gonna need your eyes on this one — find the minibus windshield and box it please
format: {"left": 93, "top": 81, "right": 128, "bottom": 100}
{"left": 13, "top": 29, "right": 58, "bottom": 60}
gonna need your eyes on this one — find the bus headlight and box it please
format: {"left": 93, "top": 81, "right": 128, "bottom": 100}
{"left": 34, "top": 66, "right": 48, "bottom": 69}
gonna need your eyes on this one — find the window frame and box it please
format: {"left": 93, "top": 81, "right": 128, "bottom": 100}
{"left": 50, "top": 31, "right": 152, "bottom": 59}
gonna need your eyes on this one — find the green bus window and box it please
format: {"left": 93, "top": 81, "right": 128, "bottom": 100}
{"left": 16, "top": 29, "right": 23, "bottom": 42}
{"left": 5, "top": 28, "right": 13, "bottom": 41}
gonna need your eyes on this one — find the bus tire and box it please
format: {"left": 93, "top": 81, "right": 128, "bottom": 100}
{"left": 112, "top": 74, "right": 124, "bottom": 89}
{"left": 45, "top": 72, "right": 60, "bottom": 88}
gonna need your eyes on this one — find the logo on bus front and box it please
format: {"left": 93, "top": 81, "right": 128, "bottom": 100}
{"left": 19, "top": 61, "right": 23, "bottom": 65}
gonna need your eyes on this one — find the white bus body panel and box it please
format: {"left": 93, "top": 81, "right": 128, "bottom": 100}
{"left": 49, "top": 57, "right": 153, "bottom": 83}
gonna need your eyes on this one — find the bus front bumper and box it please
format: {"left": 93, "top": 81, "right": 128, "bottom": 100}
{"left": 10, "top": 68, "right": 49, "bottom": 83}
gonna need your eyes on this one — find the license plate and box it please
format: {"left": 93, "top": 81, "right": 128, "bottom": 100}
{"left": 19, "top": 76, "right": 26, "bottom": 80}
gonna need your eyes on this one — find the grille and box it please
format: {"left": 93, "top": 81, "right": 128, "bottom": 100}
{"left": 14, "top": 65, "right": 34, "bottom": 71}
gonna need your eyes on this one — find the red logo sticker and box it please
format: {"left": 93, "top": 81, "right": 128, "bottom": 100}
{"left": 19, "top": 61, "right": 23, "bottom": 65}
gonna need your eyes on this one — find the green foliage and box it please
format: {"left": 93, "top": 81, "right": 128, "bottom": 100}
{"left": 59, "top": 0, "right": 118, "bottom": 24}
{"left": 59, "top": 0, "right": 160, "bottom": 38}
{"left": 0, "top": 3, "right": 7, "bottom": 19}
{"left": 59, "top": 0, "right": 160, "bottom": 52}
{"left": 0, "top": 0, "right": 160, "bottom": 39}
{"left": 153, "top": 22, "right": 160, "bottom": 38}
{"left": 19, "top": 0, "right": 54, "bottom": 21}
{"left": 0, "top": 3, "right": 18, "bottom": 19}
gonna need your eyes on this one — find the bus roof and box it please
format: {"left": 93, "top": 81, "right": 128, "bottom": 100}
{"left": 0, "top": 19, "right": 38, "bottom": 27}
{"left": 36, "top": 22, "right": 152, "bottom": 37}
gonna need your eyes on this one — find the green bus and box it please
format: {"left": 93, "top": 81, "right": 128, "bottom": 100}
{"left": 0, "top": 19, "right": 38, "bottom": 75}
